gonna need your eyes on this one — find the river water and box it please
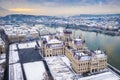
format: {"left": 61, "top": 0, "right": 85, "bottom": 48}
{"left": 47, "top": 27, "right": 120, "bottom": 70}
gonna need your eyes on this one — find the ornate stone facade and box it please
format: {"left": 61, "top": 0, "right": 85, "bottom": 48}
{"left": 41, "top": 29, "right": 107, "bottom": 74}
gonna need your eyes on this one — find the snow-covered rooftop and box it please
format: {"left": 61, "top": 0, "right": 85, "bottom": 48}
{"left": 23, "top": 61, "right": 47, "bottom": 80}
{"left": 39, "top": 28, "right": 50, "bottom": 35}
{"left": 71, "top": 38, "right": 84, "bottom": 46}
{"left": 56, "top": 27, "right": 64, "bottom": 33}
{"left": 76, "top": 52, "right": 86, "bottom": 56}
{"left": 80, "top": 56, "right": 91, "bottom": 61}
{"left": 9, "top": 63, "right": 24, "bottom": 80}
{"left": 9, "top": 50, "right": 19, "bottom": 64}
{"left": 94, "top": 50, "right": 106, "bottom": 58}
{"left": 74, "top": 38, "right": 82, "bottom": 41}
{"left": 47, "top": 39, "right": 62, "bottom": 44}
{"left": 9, "top": 44, "right": 19, "bottom": 64}
{"left": 9, "top": 42, "right": 43, "bottom": 80}
{"left": 45, "top": 56, "right": 74, "bottom": 80}
{"left": 9, "top": 44, "right": 17, "bottom": 51}
{"left": 3, "top": 26, "right": 39, "bottom": 38}
{"left": 56, "top": 27, "right": 64, "bottom": 36}
{"left": 73, "top": 49, "right": 106, "bottom": 61}
{"left": 18, "top": 41, "right": 37, "bottom": 49}
{"left": 50, "top": 43, "right": 63, "bottom": 48}
{"left": 96, "top": 54, "right": 106, "bottom": 58}
{"left": 41, "top": 35, "right": 49, "bottom": 42}
{"left": 9, "top": 44, "right": 24, "bottom": 80}
{"left": 95, "top": 50, "right": 102, "bottom": 54}
{"left": 79, "top": 71, "right": 120, "bottom": 80}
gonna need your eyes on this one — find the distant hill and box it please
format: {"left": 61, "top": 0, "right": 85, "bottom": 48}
{"left": 0, "top": 14, "right": 120, "bottom": 20}
{"left": 69, "top": 14, "right": 120, "bottom": 18}
{"left": 0, "top": 14, "right": 120, "bottom": 24}
{"left": 0, "top": 14, "right": 56, "bottom": 21}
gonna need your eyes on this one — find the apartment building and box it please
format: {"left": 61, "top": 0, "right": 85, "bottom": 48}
{"left": 2, "top": 26, "right": 39, "bottom": 43}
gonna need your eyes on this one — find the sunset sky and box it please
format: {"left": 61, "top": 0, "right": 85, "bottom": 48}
{"left": 0, "top": 0, "right": 120, "bottom": 16}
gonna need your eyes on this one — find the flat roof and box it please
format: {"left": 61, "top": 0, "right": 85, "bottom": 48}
{"left": 9, "top": 42, "right": 43, "bottom": 80}
{"left": 45, "top": 56, "right": 74, "bottom": 80}
{"left": 3, "top": 26, "right": 38, "bottom": 37}
{"left": 23, "top": 61, "right": 46, "bottom": 80}
{"left": 9, "top": 63, "right": 24, "bottom": 80}
{"left": 18, "top": 41, "right": 37, "bottom": 49}
{"left": 9, "top": 44, "right": 24, "bottom": 80}
{"left": 47, "top": 39, "right": 62, "bottom": 44}
{"left": 79, "top": 71, "right": 120, "bottom": 80}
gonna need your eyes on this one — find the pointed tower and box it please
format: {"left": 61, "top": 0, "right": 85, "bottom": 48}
{"left": 63, "top": 29, "right": 72, "bottom": 47}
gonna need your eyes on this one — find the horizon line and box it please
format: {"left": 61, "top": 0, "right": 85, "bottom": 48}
{"left": 1, "top": 13, "right": 120, "bottom": 17}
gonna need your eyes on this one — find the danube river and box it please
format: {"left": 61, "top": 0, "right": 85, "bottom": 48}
{"left": 48, "top": 27, "right": 120, "bottom": 70}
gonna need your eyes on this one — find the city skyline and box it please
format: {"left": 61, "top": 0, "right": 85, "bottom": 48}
{"left": 0, "top": 0, "right": 120, "bottom": 16}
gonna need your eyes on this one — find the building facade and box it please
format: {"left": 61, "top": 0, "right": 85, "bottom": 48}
{"left": 41, "top": 29, "right": 107, "bottom": 74}
{"left": 2, "top": 26, "right": 39, "bottom": 43}
{"left": 41, "top": 36, "right": 64, "bottom": 57}
{"left": 71, "top": 50, "right": 107, "bottom": 74}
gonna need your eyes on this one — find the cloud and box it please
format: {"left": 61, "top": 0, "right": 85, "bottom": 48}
{"left": 0, "top": 0, "right": 120, "bottom": 16}
{"left": 0, "top": 7, "right": 10, "bottom": 16}
{"left": 8, "top": 8, "right": 46, "bottom": 16}
{"left": 9, "top": 8, "right": 34, "bottom": 12}
{"left": 0, "top": 0, "right": 115, "bottom": 7}
{"left": 25, "top": 0, "right": 108, "bottom": 6}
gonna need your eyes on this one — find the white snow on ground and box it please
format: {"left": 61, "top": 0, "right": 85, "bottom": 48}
{"left": 18, "top": 41, "right": 37, "bottom": 49}
{"left": 45, "top": 56, "right": 74, "bottom": 80}
{"left": 79, "top": 71, "right": 120, "bottom": 80}
{"left": 23, "top": 61, "right": 46, "bottom": 80}
{"left": 9, "top": 44, "right": 24, "bottom": 80}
